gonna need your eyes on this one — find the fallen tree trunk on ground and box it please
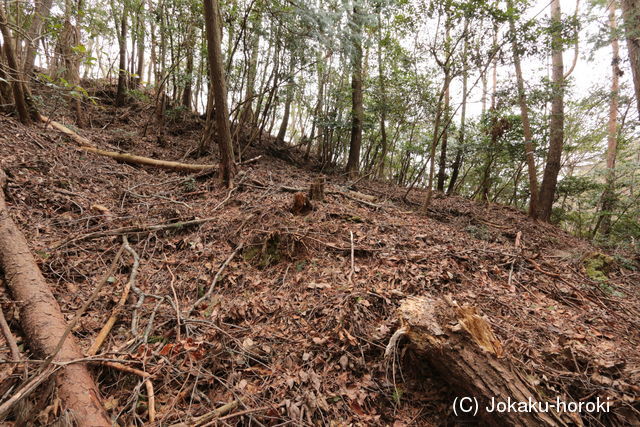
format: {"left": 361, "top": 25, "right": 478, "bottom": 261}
{"left": 0, "top": 170, "right": 110, "bottom": 426}
{"left": 390, "top": 295, "right": 568, "bottom": 427}
{"left": 40, "top": 115, "right": 216, "bottom": 172}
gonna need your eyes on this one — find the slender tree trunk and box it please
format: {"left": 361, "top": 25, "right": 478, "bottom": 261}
{"left": 0, "top": 8, "right": 31, "bottom": 124}
{"left": 597, "top": 2, "right": 621, "bottom": 237}
{"left": 135, "top": 3, "right": 145, "bottom": 87}
{"left": 0, "top": 44, "right": 15, "bottom": 108}
{"left": 116, "top": 9, "right": 128, "bottom": 107}
{"left": 375, "top": 6, "right": 388, "bottom": 178}
{"left": 306, "top": 53, "right": 325, "bottom": 160}
{"left": 345, "top": 5, "right": 364, "bottom": 178}
{"left": 447, "top": 35, "right": 468, "bottom": 196}
{"left": 421, "top": 83, "right": 446, "bottom": 211}
{"left": 436, "top": 20, "right": 452, "bottom": 192}
{"left": 436, "top": 74, "right": 450, "bottom": 191}
{"left": 509, "top": 0, "right": 539, "bottom": 218}
{"left": 204, "top": 0, "right": 237, "bottom": 186}
{"left": 620, "top": 0, "right": 640, "bottom": 119}
{"left": 276, "top": 55, "right": 295, "bottom": 143}
{"left": 182, "top": 26, "right": 194, "bottom": 108}
{"left": 537, "top": 0, "right": 565, "bottom": 221}
{"left": 239, "top": 9, "right": 261, "bottom": 126}
{"left": 148, "top": 0, "right": 156, "bottom": 85}
{"left": 23, "top": 0, "right": 54, "bottom": 78}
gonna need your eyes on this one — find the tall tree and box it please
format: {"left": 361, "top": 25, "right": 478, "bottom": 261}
{"left": 115, "top": 6, "right": 128, "bottom": 107}
{"left": 537, "top": 0, "right": 565, "bottom": 221}
{"left": 595, "top": 1, "right": 622, "bottom": 237}
{"left": 620, "top": 0, "right": 640, "bottom": 118}
{"left": 276, "top": 54, "right": 296, "bottom": 143}
{"left": 23, "top": 0, "right": 55, "bottom": 78}
{"left": 204, "top": 0, "right": 237, "bottom": 186}
{"left": 345, "top": 3, "right": 364, "bottom": 178}
{"left": 508, "top": 0, "right": 539, "bottom": 219}
{"left": 446, "top": 21, "right": 469, "bottom": 196}
{"left": 0, "top": 6, "right": 32, "bottom": 124}
{"left": 436, "top": 18, "right": 452, "bottom": 192}
{"left": 375, "top": 2, "right": 389, "bottom": 178}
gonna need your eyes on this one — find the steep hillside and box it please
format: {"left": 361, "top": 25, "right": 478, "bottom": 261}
{"left": 0, "top": 85, "right": 639, "bottom": 426}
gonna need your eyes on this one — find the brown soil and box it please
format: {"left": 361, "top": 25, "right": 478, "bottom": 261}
{"left": 0, "top": 82, "right": 639, "bottom": 426}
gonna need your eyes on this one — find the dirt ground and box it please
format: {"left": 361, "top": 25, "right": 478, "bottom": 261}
{"left": 0, "top": 83, "right": 639, "bottom": 425}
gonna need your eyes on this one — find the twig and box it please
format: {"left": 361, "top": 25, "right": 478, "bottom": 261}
{"left": 101, "top": 360, "right": 155, "bottom": 423}
{"left": 54, "top": 216, "right": 219, "bottom": 249}
{"left": 0, "top": 305, "right": 20, "bottom": 362}
{"left": 348, "top": 231, "right": 355, "bottom": 284}
{"left": 123, "top": 236, "right": 143, "bottom": 335}
{"left": 187, "top": 244, "right": 244, "bottom": 317}
{"left": 166, "top": 263, "right": 182, "bottom": 342}
{"left": 101, "top": 360, "right": 151, "bottom": 378}
{"left": 0, "top": 365, "right": 59, "bottom": 418}
{"left": 170, "top": 400, "right": 240, "bottom": 427}
{"left": 239, "top": 155, "right": 263, "bottom": 165}
{"left": 44, "top": 244, "right": 125, "bottom": 366}
{"left": 87, "top": 237, "right": 140, "bottom": 355}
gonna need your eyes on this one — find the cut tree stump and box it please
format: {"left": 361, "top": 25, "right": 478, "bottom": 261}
{"left": 291, "top": 192, "right": 312, "bottom": 215}
{"left": 309, "top": 178, "right": 325, "bottom": 201}
{"left": 0, "top": 170, "right": 110, "bottom": 426}
{"left": 392, "top": 295, "right": 568, "bottom": 427}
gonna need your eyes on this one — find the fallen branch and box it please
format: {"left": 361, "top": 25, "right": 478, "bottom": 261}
{"left": 0, "top": 170, "right": 110, "bottom": 426}
{"left": 170, "top": 400, "right": 239, "bottom": 427}
{"left": 0, "top": 365, "right": 59, "bottom": 418}
{"left": 79, "top": 145, "right": 217, "bottom": 172}
{"left": 45, "top": 245, "right": 124, "bottom": 365}
{"left": 54, "top": 216, "right": 218, "bottom": 249}
{"left": 40, "top": 115, "right": 216, "bottom": 172}
{"left": 0, "top": 304, "right": 20, "bottom": 362}
{"left": 187, "top": 244, "right": 243, "bottom": 317}
{"left": 87, "top": 237, "right": 140, "bottom": 356}
{"left": 101, "top": 360, "right": 155, "bottom": 423}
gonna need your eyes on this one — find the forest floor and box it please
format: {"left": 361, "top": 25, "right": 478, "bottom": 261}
{"left": 0, "top": 81, "right": 639, "bottom": 426}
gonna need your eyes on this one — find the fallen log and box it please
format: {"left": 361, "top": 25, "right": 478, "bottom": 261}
{"left": 0, "top": 170, "right": 110, "bottom": 426}
{"left": 79, "top": 145, "right": 216, "bottom": 172}
{"left": 390, "top": 295, "right": 568, "bottom": 427}
{"left": 40, "top": 115, "right": 216, "bottom": 172}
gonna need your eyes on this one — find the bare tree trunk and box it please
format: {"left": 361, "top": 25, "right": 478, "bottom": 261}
{"left": 436, "top": 77, "right": 450, "bottom": 191}
{"left": 147, "top": 0, "right": 156, "bottom": 85}
{"left": 306, "top": 53, "right": 325, "bottom": 160}
{"left": 596, "top": 2, "right": 621, "bottom": 237}
{"left": 135, "top": 3, "right": 145, "bottom": 87}
{"left": 620, "top": 0, "right": 640, "bottom": 119}
{"left": 204, "top": 0, "right": 237, "bottom": 186}
{"left": 0, "top": 8, "right": 31, "bottom": 124}
{"left": 116, "top": 9, "right": 128, "bottom": 107}
{"left": 375, "top": 5, "right": 388, "bottom": 178}
{"left": 276, "top": 55, "right": 295, "bottom": 143}
{"left": 537, "top": 0, "right": 565, "bottom": 221}
{"left": 508, "top": 0, "right": 539, "bottom": 219}
{"left": 239, "top": 9, "right": 261, "bottom": 126}
{"left": 23, "top": 0, "right": 54, "bottom": 78}
{"left": 436, "top": 20, "right": 451, "bottom": 192}
{"left": 446, "top": 35, "right": 468, "bottom": 196}
{"left": 0, "top": 44, "right": 15, "bottom": 108}
{"left": 56, "top": 0, "right": 85, "bottom": 127}
{"left": 421, "top": 83, "right": 446, "bottom": 211}
{"left": 345, "top": 5, "right": 364, "bottom": 178}
{"left": 182, "top": 27, "right": 194, "bottom": 109}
